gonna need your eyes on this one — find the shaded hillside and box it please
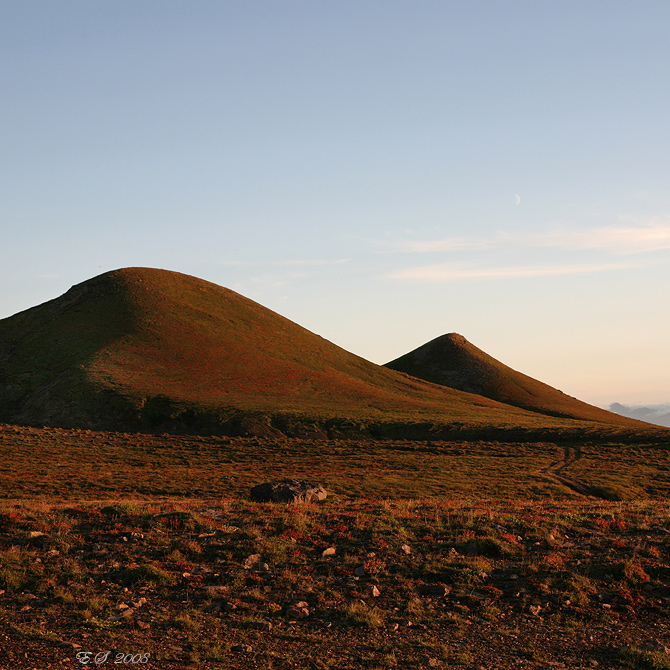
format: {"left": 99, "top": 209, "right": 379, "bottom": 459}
{"left": 385, "top": 333, "right": 646, "bottom": 428}
{"left": 0, "top": 268, "right": 530, "bottom": 433}
{"left": 0, "top": 268, "right": 662, "bottom": 438}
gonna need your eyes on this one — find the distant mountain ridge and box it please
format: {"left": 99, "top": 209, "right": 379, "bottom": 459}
{"left": 0, "top": 267, "right": 662, "bottom": 439}
{"left": 610, "top": 403, "right": 670, "bottom": 428}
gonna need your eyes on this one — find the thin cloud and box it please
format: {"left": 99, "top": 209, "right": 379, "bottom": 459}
{"left": 220, "top": 258, "right": 351, "bottom": 267}
{"left": 382, "top": 221, "right": 670, "bottom": 255}
{"left": 277, "top": 258, "right": 351, "bottom": 266}
{"left": 389, "top": 260, "right": 645, "bottom": 281}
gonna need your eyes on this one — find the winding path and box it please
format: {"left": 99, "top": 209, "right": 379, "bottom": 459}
{"left": 537, "top": 445, "right": 596, "bottom": 497}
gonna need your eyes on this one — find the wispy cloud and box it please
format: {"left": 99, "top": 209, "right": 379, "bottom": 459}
{"left": 277, "top": 258, "right": 351, "bottom": 266}
{"left": 221, "top": 258, "right": 351, "bottom": 267}
{"left": 382, "top": 221, "right": 670, "bottom": 255}
{"left": 389, "top": 260, "right": 646, "bottom": 281}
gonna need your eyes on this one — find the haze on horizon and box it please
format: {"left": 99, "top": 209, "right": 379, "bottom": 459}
{"left": 1, "top": 1, "right": 668, "bottom": 408}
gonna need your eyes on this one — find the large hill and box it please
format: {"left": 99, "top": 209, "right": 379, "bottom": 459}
{"left": 385, "top": 333, "right": 636, "bottom": 426}
{"left": 0, "top": 268, "right": 660, "bottom": 438}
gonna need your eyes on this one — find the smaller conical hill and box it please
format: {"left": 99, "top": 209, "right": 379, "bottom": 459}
{"left": 384, "top": 333, "right": 640, "bottom": 427}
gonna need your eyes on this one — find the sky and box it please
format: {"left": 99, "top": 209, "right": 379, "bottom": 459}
{"left": 2, "top": 1, "right": 669, "bottom": 407}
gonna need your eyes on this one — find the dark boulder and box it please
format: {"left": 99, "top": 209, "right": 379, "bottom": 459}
{"left": 250, "top": 479, "right": 327, "bottom": 504}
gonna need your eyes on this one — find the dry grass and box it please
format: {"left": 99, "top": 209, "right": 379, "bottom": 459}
{"left": 2, "top": 497, "right": 670, "bottom": 668}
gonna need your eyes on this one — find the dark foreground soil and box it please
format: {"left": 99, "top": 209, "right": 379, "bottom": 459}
{"left": 2, "top": 498, "right": 670, "bottom": 670}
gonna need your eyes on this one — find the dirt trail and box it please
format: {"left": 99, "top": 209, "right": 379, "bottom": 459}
{"left": 538, "top": 445, "right": 597, "bottom": 497}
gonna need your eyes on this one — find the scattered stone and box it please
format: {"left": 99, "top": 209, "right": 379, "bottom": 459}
{"left": 58, "top": 642, "right": 82, "bottom": 650}
{"left": 641, "top": 639, "right": 670, "bottom": 654}
{"left": 286, "top": 605, "right": 309, "bottom": 618}
{"left": 232, "top": 644, "right": 253, "bottom": 653}
{"left": 202, "top": 585, "right": 228, "bottom": 592}
{"left": 223, "top": 602, "right": 237, "bottom": 612}
{"left": 367, "top": 585, "right": 381, "bottom": 597}
{"left": 419, "top": 584, "right": 450, "bottom": 597}
{"left": 243, "top": 554, "right": 269, "bottom": 571}
{"left": 387, "top": 622, "right": 399, "bottom": 632}
{"left": 354, "top": 565, "right": 366, "bottom": 577}
{"left": 136, "top": 621, "right": 150, "bottom": 630}
{"left": 321, "top": 547, "right": 336, "bottom": 557}
{"left": 428, "top": 658, "right": 440, "bottom": 667}
{"left": 250, "top": 479, "right": 327, "bottom": 504}
{"left": 399, "top": 619, "right": 413, "bottom": 627}
{"left": 529, "top": 605, "right": 542, "bottom": 616}
{"left": 589, "top": 662, "right": 599, "bottom": 668}
{"left": 28, "top": 531, "right": 45, "bottom": 538}
{"left": 399, "top": 544, "right": 411, "bottom": 555}
{"left": 252, "top": 621, "right": 273, "bottom": 631}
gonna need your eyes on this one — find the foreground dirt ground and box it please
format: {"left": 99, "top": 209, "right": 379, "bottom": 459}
{"left": 2, "top": 498, "right": 670, "bottom": 669}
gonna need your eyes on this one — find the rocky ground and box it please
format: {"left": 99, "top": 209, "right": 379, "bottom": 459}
{"left": 2, "top": 498, "right": 670, "bottom": 669}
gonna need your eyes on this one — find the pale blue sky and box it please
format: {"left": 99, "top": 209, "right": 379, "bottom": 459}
{"left": 2, "top": 1, "right": 669, "bottom": 405}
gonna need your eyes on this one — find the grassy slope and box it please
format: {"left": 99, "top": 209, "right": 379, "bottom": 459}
{"left": 0, "top": 268, "right": 664, "bottom": 438}
{"left": 385, "top": 333, "right": 642, "bottom": 427}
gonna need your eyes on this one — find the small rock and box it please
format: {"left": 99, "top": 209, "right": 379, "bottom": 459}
{"left": 399, "top": 544, "right": 411, "bottom": 555}
{"left": 387, "top": 622, "right": 399, "bottom": 631}
{"left": 243, "top": 554, "right": 269, "bottom": 571}
{"left": 250, "top": 479, "right": 327, "bottom": 504}
{"left": 28, "top": 531, "right": 45, "bottom": 538}
{"left": 252, "top": 621, "right": 273, "bottom": 631}
{"left": 428, "top": 658, "right": 440, "bottom": 667}
{"left": 419, "top": 584, "right": 450, "bottom": 597}
{"left": 286, "top": 605, "right": 309, "bottom": 618}
{"left": 117, "top": 603, "right": 130, "bottom": 610}
{"left": 232, "top": 644, "right": 253, "bottom": 653}
{"left": 641, "top": 639, "right": 670, "bottom": 654}
{"left": 399, "top": 619, "right": 413, "bottom": 627}
{"left": 354, "top": 565, "right": 366, "bottom": 577}
{"left": 529, "top": 604, "right": 542, "bottom": 616}
{"left": 58, "top": 642, "right": 82, "bottom": 650}
{"left": 223, "top": 602, "right": 237, "bottom": 612}
{"left": 367, "top": 585, "right": 381, "bottom": 597}
{"left": 321, "top": 547, "right": 336, "bottom": 557}
{"left": 136, "top": 621, "right": 150, "bottom": 630}
{"left": 589, "top": 661, "right": 599, "bottom": 668}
